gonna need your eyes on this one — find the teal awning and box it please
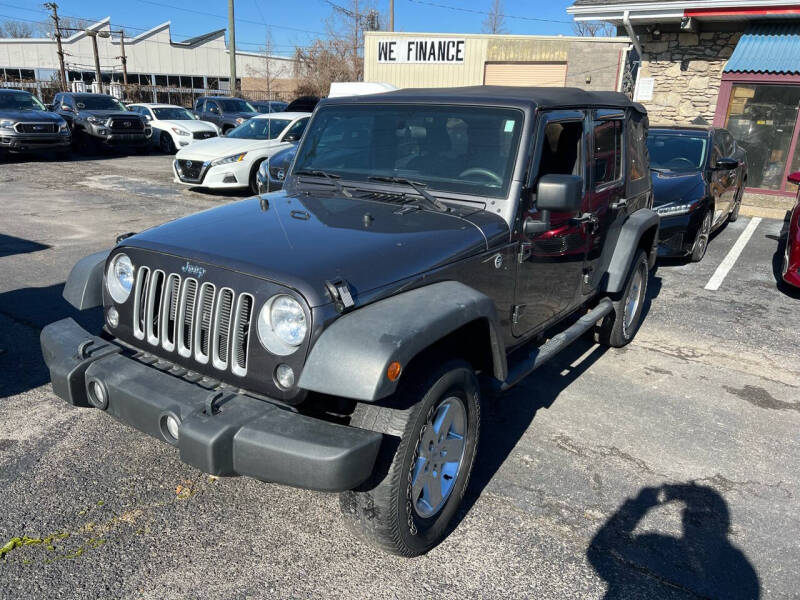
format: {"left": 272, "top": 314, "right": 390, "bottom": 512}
{"left": 725, "top": 23, "right": 800, "bottom": 74}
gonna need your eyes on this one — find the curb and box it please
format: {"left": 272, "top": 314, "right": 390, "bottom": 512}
{"left": 739, "top": 205, "right": 790, "bottom": 220}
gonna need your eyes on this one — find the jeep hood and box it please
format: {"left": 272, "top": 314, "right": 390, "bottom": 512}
{"left": 121, "top": 192, "right": 509, "bottom": 307}
{"left": 651, "top": 170, "right": 705, "bottom": 207}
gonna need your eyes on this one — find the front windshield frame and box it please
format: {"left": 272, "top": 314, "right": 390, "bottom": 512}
{"left": 152, "top": 107, "right": 197, "bottom": 121}
{"left": 647, "top": 131, "right": 710, "bottom": 172}
{"left": 75, "top": 95, "right": 127, "bottom": 111}
{"left": 0, "top": 91, "right": 46, "bottom": 111}
{"left": 216, "top": 98, "right": 256, "bottom": 113}
{"left": 225, "top": 116, "right": 293, "bottom": 140}
{"left": 291, "top": 103, "right": 525, "bottom": 199}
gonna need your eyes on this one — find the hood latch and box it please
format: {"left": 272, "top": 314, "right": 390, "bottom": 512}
{"left": 325, "top": 279, "right": 355, "bottom": 313}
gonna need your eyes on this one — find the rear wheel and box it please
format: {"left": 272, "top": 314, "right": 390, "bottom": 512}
{"left": 339, "top": 359, "right": 481, "bottom": 556}
{"left": 691, "top": 210, "right": 712, "bottom": 262}
{"left": 597, "top": 250, "right": 649, "bottom": 348}
{"left": 159, "top": 132, "right": 176, "bottom": 154}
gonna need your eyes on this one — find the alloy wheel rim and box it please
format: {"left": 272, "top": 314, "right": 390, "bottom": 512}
{"left": 696, "top": 213, "right": 711, "bottom": 257}
{"left": 410, "top": 396, "right": 467, "bottom": 519}
{"left": 623, "top": 265, "right": 644, "bottom": 332}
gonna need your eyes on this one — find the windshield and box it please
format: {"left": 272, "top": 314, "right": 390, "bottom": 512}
{"left": 0, "top": 91, "right": 46, "bottom": 111}
{"left": 217, "top": 98, "right": 256, "bottom": 113}
{"left": 152, "top": 107, "right": 196, "bottom": 120}
{"left": 647, "top": 132, "right": 708, "bottom": 171}
{"left": 293, "top": 104, "right": 524, "bottom": 198}
{"left": 75, "top": 95, "right": 126, "bottom": 111}
{"left": 226, "top": 117, "right": 292, "bottom": 140}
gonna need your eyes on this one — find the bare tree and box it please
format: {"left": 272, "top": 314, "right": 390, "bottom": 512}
{"left": 246, "top": 31, "right": 281, "bottom": 99}
{"left": 482, "top": 0, "right": 508, "bottom": 35}
{"left": 572, "top": 21, "right": 616, "bottom": 37}
{"left": 294, "top": 0, "right": 382, "bottom": 96}
{"left": 0, "top": 20, "right": 37, "bottom": 38}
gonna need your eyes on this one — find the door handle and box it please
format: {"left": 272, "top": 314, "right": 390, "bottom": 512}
{"left": 611, "top": 198, "right": 628, "bottom": 211}
{"left": 572, "top": 213, "right": 597, "bottom": 225}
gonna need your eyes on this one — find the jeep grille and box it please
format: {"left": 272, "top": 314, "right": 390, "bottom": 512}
{"left": 131, "top": 266, "right": 253, "bottom": 376}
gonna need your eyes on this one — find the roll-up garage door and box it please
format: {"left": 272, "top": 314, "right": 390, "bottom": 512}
{"left": 483, "top": 62, "right": 568, "bottom": 87}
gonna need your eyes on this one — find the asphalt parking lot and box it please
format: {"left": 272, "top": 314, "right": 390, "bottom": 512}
{"left": 1, "top": 152, "right": 799, "bottom": 599}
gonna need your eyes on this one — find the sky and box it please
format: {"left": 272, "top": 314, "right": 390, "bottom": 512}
{"left": 0, "top": 0, "right": 579, "bottom": 57}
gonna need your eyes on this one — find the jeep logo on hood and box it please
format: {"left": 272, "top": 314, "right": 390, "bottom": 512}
{"left": 181, "top": 261, "right": 206, "bottom": 278}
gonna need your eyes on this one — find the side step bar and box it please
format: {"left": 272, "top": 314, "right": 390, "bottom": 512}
{"left": 496, "top": 298, "right": 614, "bottom": 392}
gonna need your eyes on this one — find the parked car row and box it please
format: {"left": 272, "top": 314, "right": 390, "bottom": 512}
{"left": 0, "top": 88, "right": 292, "bottom": 160}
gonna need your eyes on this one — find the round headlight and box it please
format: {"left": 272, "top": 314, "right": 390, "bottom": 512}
{"left": 106, "top": 253, "right": 134, "bottom": 303}
{"left": 257, "top": 294, "right": 307, "bottom": 355}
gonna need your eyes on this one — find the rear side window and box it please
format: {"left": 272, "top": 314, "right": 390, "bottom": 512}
{"left": 593, "top": 120, "right": 623, "bottom": 187}
{"left": 538, "top": 121, "right": 583, "bottom": 178}
{"left": 628, "top": 113, "right": 647, "bottom": 181}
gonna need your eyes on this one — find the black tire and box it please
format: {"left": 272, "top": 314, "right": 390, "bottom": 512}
{"left": 690, "top": 210, "right": 713, "bottom": 263}
{"left": 596, "top": 250, "right": 649, "bottom": 348}
{"left": 249, "top": 160, "right": 264, "bottom": 195}
{"left": 339, "top": 359, "right": 481, "bottom": 557}
{"left": 729, "top": 185, "right": 743, "bottom": 223}
{"left": 159, "top": 132, "right": 176, "bottom": 154}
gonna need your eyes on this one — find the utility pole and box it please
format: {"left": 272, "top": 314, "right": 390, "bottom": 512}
{"left": 228, "top": 0, "right": 237, "bottom": 96}
{"left": 116, "top": 29, "right": 128, "bottom": 86}
{"left": 389, "top": 0, "right": 394, "bottom": 32}
{"left": 44, "top": 2, "right": 67, "bottom": 91}
{"left": 89, "top": 31, "right": 102, "bottom": 93}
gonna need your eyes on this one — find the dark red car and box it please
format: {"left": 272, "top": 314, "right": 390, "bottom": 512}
{"left": 783, "top": 172, "right": 800, "bottom": 288}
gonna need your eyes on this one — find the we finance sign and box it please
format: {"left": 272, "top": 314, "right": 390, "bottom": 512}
{"left": 377, "top": 38, "right": 465, "bottom": 64}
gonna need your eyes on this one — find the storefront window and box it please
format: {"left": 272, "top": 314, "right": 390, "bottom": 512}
{"left": 725, "top": 84, "right": 800, "bottom": 191}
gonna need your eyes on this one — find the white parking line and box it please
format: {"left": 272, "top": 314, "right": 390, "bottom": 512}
{"left": 704, "top": 217, "right": 762, "bottom": 291}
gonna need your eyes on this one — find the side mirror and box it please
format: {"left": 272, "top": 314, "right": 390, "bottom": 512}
{"left": 283, "top": 133, "right": 300, "bottom": 142}
{"left": 788, "top": 171, "right": 800, "bottom": 185}
{"left": 524, "top": 174, "right": 583, "bottom": 235}
{"left": 714, "top": 157, "right": 738, "bottom": 171}
{"left": 61, "top": 104, "right": 72, "bottom": 112}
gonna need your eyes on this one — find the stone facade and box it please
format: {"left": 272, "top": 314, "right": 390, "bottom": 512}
{"left": 636, "top": 29, "right": 742, "bottom": 125}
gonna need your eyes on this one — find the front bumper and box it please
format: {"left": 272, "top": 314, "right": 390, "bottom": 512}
{"left": 0, "top": 133, "right": 71, "bottom": 152}
{"left": 40, "top": 318, "right": 382, "bottom": 492}
{"left": 656, "top": 210, "right": 702, "bottom": 257}
{"left": 173, "top": 159, "right": 249, "bottom": 189}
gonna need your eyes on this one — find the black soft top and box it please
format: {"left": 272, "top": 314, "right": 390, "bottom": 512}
{"left": 322, "top": 85, "right": 646, "bottom": 113}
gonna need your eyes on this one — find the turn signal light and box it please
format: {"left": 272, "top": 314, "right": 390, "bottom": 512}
{"left": 387, "top": 361, "right": 402, "bottom": 382}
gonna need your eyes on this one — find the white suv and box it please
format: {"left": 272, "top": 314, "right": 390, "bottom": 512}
{"left": 128, "top": 103, "right": 219, "bottom": 154}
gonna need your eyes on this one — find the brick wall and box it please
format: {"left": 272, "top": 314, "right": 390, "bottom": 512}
{"left": 637, "top": 29, "right": 742, "bottom": 125}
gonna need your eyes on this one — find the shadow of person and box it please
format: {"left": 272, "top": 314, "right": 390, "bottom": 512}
{"left": 588, "top": 483, "right": 760, "bottom": 599}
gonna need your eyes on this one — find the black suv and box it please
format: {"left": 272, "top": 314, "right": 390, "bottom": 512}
{"left": 41, "top": 87, "right": 658, "bottom": 557}
{"left": 0, "top": 88, "right": 71, "bottom": 157}
{"left": 52, "top": 92, "right": 151, "bottom": 152}
{"left": 193, "top": 96, "right": 259, "bottom": 134}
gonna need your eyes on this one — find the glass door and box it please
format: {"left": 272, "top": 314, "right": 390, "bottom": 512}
{"left": 724, "top": 84, "right": 800, "bottom": 192}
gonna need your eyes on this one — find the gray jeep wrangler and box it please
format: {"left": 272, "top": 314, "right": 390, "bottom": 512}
{"left": 41, "top": 86, "right": 657, "bottom": 556}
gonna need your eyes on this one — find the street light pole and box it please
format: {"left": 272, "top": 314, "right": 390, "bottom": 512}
{"left": 390, "top": 0, "right": 394, "bottom": 32}
{"left": 228, "top": 0, "right": 237, "bottom": 96}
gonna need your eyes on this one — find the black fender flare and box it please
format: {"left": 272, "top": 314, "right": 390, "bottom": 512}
{"left": 297, "top": 281, "right": 507, "bottom": 402}
{"left": 599, "top": 208, "right": 659, "bottom": 294}
{"left": 62, "top": 249, "right": 109, "bottom": 310}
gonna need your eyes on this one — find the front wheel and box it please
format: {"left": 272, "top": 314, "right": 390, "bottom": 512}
{"left": 690, "top": 210, "right": 713, "bottom": 262}
{"left": 339, "top": 359, "right": 481, "bottom": 556}
{"left": 597, "top": 250, "right": 649, "bottom": 348}
{"left": 159, "top": 132, "right": 176, "bottom": 154}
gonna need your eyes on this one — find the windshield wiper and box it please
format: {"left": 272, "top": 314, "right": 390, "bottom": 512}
{"left": 295, "top": 169, "right": 352, "bottom": 198}
{"left": 367, "top": 176, "right": 448, "bottom": 212}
